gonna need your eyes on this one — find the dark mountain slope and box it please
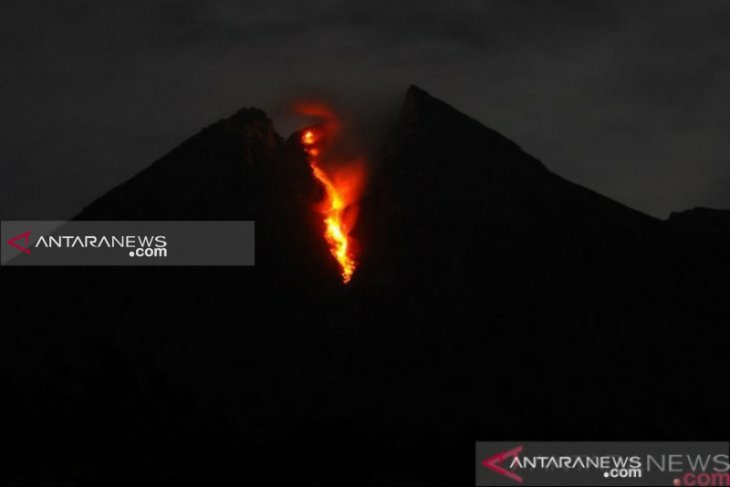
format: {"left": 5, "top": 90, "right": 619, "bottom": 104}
{"left": 355, "top": 86, "right": 727, "bottom": 455}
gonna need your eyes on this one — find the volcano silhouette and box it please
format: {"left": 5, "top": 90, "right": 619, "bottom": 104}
{"left": 3, "top": 86, "right": 728, "bottom": 485}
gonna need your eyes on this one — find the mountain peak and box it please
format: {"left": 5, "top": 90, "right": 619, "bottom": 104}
{"left": 403, "top": 84, "right": 431, "bottom": 102}
{"left": 668, "top": 207, "right": 730, "bottom": 242}
{"left": 223, "top": 107, "right": 274, "bottom": 135}
{"left": 75, "top": 106, "right": 286, "bottom": 220}
{"left": 391, "top": 85, "right": 548, "bottom": 183}
{"left": 360, "top": 85, "right": 660, "bottom": 292}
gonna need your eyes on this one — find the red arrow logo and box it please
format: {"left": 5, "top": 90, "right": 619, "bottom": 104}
{"left": 7, "top": 230, "right": 32, "bottom": 255}
{"left": 482, "top": 445, "right": 524, "bottom": 483}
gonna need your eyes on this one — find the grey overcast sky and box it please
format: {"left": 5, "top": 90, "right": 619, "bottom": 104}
{"left": 1, "top": 0, "right": 728, "bottom": 219}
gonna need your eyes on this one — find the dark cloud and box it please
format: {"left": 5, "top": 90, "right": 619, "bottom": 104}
{"left": 1, "top": 0, "right": 728, "bottom": 218}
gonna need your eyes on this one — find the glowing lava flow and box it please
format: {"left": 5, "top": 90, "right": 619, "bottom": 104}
{"left": 301, "top": 128, "right": 363, "bottom": 284}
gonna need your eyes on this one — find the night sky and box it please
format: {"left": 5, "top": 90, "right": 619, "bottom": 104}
{"left": 1, "top": 0, "right": 728, "bottom": 219}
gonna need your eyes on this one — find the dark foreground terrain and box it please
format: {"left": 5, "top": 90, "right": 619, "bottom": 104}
{"left": 2, "top": 86, "right": 728, "bottom": 485}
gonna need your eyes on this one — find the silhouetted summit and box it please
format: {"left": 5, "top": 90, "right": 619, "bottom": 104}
{"left": 360, "top": 86, "right": 670, "bottom": 297}
{"left": 76, "top": 108, "right": 284, "bottom": 220}
{"left": 669, "top": 207, "right": 730, "bottom": 237}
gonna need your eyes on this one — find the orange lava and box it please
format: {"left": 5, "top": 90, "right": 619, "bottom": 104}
{"left": 301, "top": 126, "right": 364, "bottom": 284}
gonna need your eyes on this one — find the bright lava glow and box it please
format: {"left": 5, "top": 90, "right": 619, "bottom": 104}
{"left": 301, "top": 128, "right": 362, "bottom": 284}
